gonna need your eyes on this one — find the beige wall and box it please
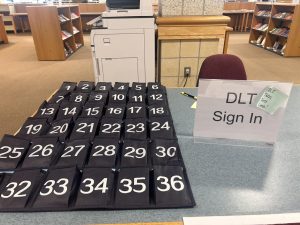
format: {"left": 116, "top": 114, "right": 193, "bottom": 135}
{"left": 160, "top": 39, "right": 219, "bottom": 87}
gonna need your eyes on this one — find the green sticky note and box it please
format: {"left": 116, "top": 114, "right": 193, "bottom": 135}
{"left": 255, "top": 86, "right": 288, "bottom": 115}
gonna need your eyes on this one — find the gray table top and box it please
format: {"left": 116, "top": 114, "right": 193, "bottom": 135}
{"left": 1, "top": 87, "right": 300, "bottom": 225}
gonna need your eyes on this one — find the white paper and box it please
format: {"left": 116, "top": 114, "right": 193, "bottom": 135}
{"left": 184, "top": 213, "right": 300, "bottom": 225}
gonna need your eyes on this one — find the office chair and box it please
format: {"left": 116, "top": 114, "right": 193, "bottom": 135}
{"left": 197, "top": 54, "right": 247, "bottom": 86}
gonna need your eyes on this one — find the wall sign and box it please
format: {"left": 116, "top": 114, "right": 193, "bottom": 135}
{"left": 193, "top": 80, "right": 293, "bottom": 143}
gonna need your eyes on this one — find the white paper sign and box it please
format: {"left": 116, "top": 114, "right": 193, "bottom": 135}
{"left": 183, "top": 213, "right": 300, "bottom": 225}
{"left": 193, "top": 80, "right": 293, "bottom": 143}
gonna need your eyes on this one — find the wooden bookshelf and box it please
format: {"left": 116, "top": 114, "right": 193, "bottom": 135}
{"left": 27, "top": 5, "right": 84, "bottom": 61}
{"left": 0, "top": 4, "right": 16, "bottom": 34}
{"left": 249, "top": 3, "right": 300, "bottom": 57}
{"left": 0, "top": 14, "right": 8, "bottom": 44}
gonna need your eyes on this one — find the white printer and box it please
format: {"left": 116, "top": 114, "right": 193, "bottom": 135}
{"left": 90, "top": 0, "right": 155, "bottom": 83}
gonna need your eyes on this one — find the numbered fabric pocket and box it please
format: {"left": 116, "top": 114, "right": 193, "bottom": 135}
{"left": 77, "top": 81, "right": 95, "bottom": 92}
{"left": 113, "top": 82, "right": 129, "bottom": 92}
{"left": 98, "top": 118, "right": 123, "bottom": 139}
{"left": 48, "top": 90, "right": 70, "bottom": 104}
{"left": 58, "top": 81, "right": 77, "bottom": 92}
{"left": 88, "top": 91, "right": 108, "bottom": 104}
{"left": 128, "top": 90, "right": 146, "bottom": 103}
{"left": 148, "top": 104, "right": 170, "bottom": 118}
{"left": 153, "top": 166, "right": 194, "bottom": 208}
{"left": 21, "top": 137, "right": 63, "bottom": 169}
{"left": 151, "top": 139, "right": 181, "bottom": 166}
{"left": 0, "top": 135, "right": 30, "bottom": 171}
{"left": 32, "top": 167, "right": 79, "bottom": 210}
{"left": 87, "top": 138, "right": 119, "bottom": 168}
{"left": 104, "top": 104, "right": 126, "bottom": 119}
{"left": 81, "top": 102, "right": 104, "bottom": 118}
{"left": 131, "top": 82, "right": 146, "bottom": 93}
{"left": 115, "top": 167, "right": 150, "bottom": 208}
{"left": 124, "top": 118, "right": 147, "bottom": 140}
{"left": 149, "top": 117, "right": 176, "bottom": 139}
{"left": 95, "top": 82, "right": 112, "bottom": 91}
{"left": 147, "top": 91, "right": 168, "bottom": 106}
{"left": 34, "top": 101, "right": 60, "bottom": 122}
{"left": 69, "top": 92, "right": 89, "bottom": 104}
{"left": 69, "top": 117, "right": 99, "bottom": 141}
{"left": 109, "top": 90, "right": 127, "bottom": 104}
{"left": 0, "top": 169, "right": 45, "bottom": 210}
{"left": 46, "top": 118, "right": 73, "bottom": 142}
{"left": 16, "top": 117, "right": 50, "bottom": 141}
{"left": 121, "top": 140, "right": 148, "bottom": 167}
{"left": 75, "top": 168, "right": 115, "bottom": 209}
{"left": 126, "top": 103, "right": 147, "bottom": 119}
{"left": 54, "top": 139, "right": 90, "bottom": 169}
{"left": 56, "top": 102, "right": 82, "bottom": 121}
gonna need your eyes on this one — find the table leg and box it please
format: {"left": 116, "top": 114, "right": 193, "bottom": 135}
{"left": 244, "top": 12, "right": 249, "bottom": 32}
{"left": 240, "top": 13, "right": 245, "bottom": 32}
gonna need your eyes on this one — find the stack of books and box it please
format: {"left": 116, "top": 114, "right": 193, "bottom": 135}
{"left": 256, "top": 10, "right": 271, "bottom": 17}
{"left": 72, "top": 26, "right": 80, "bottom": 34}
{"left": 266, "top": 41, "right": 287, "bottom": 55}
{"left": 61, "top": 30, "right": 72, "bottom": 40}
{"left": 269, "top": 27, "right": 290, "bottom": 38}
{"left": 273, "top": 12, "right": 293, "bottom": 20}
{"left": 71, "top": 12, "right": 79, "bottom": 20}
{"left": 250, "top": 34, "right": 265, "bottom": 46}
{"left": 64, "top": 42, "right": 74, "bottom": 56}
{"left": 75, "top": 43, "right": 82, "bottom": 49}
{"left": 253, "top": 23, "right": 269, "bottom": 32}
{"left": 58, "top": 14, "right": 70, "bottom": 23}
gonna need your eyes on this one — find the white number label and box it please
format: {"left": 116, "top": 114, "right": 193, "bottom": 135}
{"left": 1, "top": 181, "right": 31, "bottom": 199}
{"left": 28, "top": 144, "right": 54, "bottom": 158}
{"left": 94, "top": 95, "right": 103, "bottom": 101}
{"left": 56, "top": 96, "right": 64, "bottom": 103}
{"left": 80, "top": 178, "right": 108, "bottom": 194}
{"left": 135, "top": 85, "right": 142, "bottom": 90}
{"left": 119, "top": 177, "right": 146, "bottom": 194}
{"left": 25, "top": 124, "right": 42, "bottom": 135}
{"left": 155, "top": 146, "right": 176, "bottom": 158}
{"left": 93, "top": 145, "right": 116, "bottom": 157}
{"left": 81, "top": 84, "right": 89, "bottom": 90}
{"left": 101, "top": 123, "right": 121, "bottom": 133}
{"left": 151, "top": 122, "right": 170, "bottom": 131}
{"left": 0, "top": 146, "right": 23, "bottom": 159}
{"left": 98, "top": 86, "right": 106, "bottom": 90}
{"left": 157, "top": 175, "right": 184, "bottom": 192}
{"left": 128, "top": 106, "right": 142, "bottom": 114}
{"left": 126, "top": 123, "right": 145, "bottom": 133}
{"left": 49, "top": 123, "right": 68, "bottom": 134}
{"left": 117, "top": 85, "right": 125, "bottom": 90}
{"left": 150, "top": 107, "right": 165, "bottom": 115}
{"left": 76, "top": 123, "right": 94, "bottom": 133}
{"left": 86, "top": 107, "right": 100, "bottom": 116}
{"left": 40, "top": 178, "right": 69, "bottom": 196}
{"left": 62, "top": 107, "right": 77, "bottom": 116}
{"left": 61, "top": 145, "right": 85, "bottom": 157}
{"left": 112, "top": 94, "right": 125, "bottom": 101}
{"left": 151, "top": 84, "right": 159, "bottom": 90}
{"left": 107, "top": 108, "right": 122, "bottom": 115}
{"left": 40, "top": 108, "right": 55, "bottom": 115}
{"left": 75, "top": 95, "right": 83, "bottom": 102}
{"left": 132, "top": 95, "right": 143, "bottom": 102}
{"left": 124, "top": 147, "right": 146, "bottom": 159}
{"left": 150, "top": 94, "right": 163, "bottom": 100}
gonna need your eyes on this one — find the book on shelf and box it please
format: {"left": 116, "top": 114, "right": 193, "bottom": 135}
{"left": 71, "top": 12, "right": 79, "bottom": 20}
{"left": 75, "top": 43, "right": 82, "bottom": 49}
{"left": 253, "top": 23, "right": 268, "bottom": 32}
{"left": 269, "top": 27, "right": 289, "bottom": 38}
{"left": 250, "top": 34, "right": 264, "bottom": 45}
{"left": 61, "top": 30, "right": 72, "bottom": 40}
{"left": 72, "top": 26, "right": 80, "bottom": 34}
{"left": 256, "top": 10, "right": 271, "bottom": 17}
{"left": 64, "top": 42, "right": 73, "bottom": 55}
{"left": 58, "top": 14, "right": 70, "bottom": 23}
{"left": 273, "top": 12, "right": 293, "bottom": 20}
{"left": 281, "top": 43, "right": 287, "bottom": 55}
